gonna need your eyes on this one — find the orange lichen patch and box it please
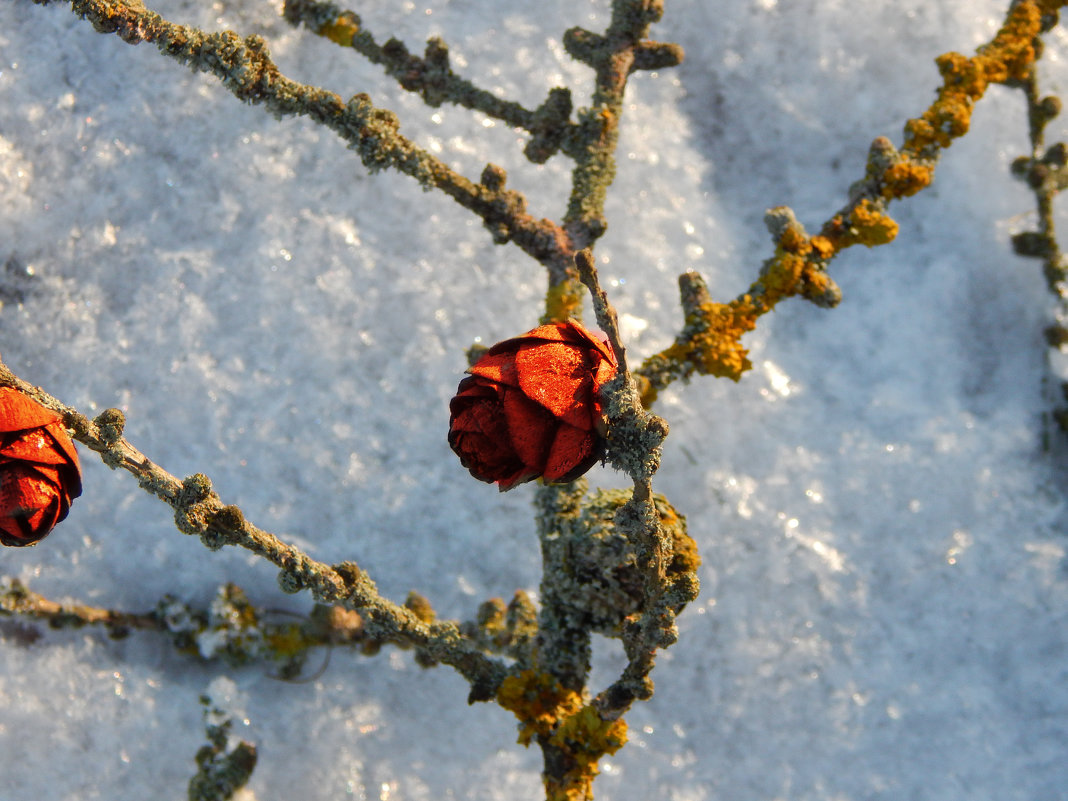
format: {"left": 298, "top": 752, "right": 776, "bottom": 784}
{"left": 498, "top": 673, "right": 629, "bottom": 801}
{"left": 497, "top": 670, "right": 584, "bottom": 746}
{"left": 881, "top": 159, "right": 934, "bottom": 199}
{"left": 551, "top": 704, "right": 628, "bottom": 769}
{"left": 903, "top": 1, "right": 1050, "bottom": 155}
{"left": 976, "top": 0, "right": 1046, "bottom": 82}
{"left": 902, "top": 117, "right": 938, "bottom": 153}
{"left": 936, "top": 51, "right": 989, "bottom": 98}
{"left": 542, "top": 705, "right": 628, "bottom": 801}
{"left": 809, "top": 235, "right": 835, "bottom": 260}
{"left": 544, "top": 277, "right": 586, "bottom": 324}
{"left": 935, "top": 98, "right": 973, "bottom": 139}
{"left": 799, "top": 263, "right": 833, "bottom": 301}
{"left": 905, "top": 95, "right": 973, "bottom": 150}
{"left": 848, "top": 199, "right": 898, "bottom": 247}
{"left": 317, "top": 15, "right": 359, "bottom": 47}
{"left": 663, "top": 298, "right": 760, "bottom": 382}
{"left": 761, "top": 252, "right": 806, "bottom": 304}
{"left": 819, "top": 214, "right": 851, "bottom": 252}
{"left": 551, "top": 705, "right": 628, "bottom": 758}
{"left": 777, "top": 223, "right": 810, "bottom": 255}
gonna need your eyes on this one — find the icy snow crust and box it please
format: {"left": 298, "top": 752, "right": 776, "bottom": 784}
{"left": 1, "top": 0, "right": 1067, "bottom": 799}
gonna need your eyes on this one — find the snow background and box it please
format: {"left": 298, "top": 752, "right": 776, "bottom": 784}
{"left": 1, "top": 0, "right": 1067, "bottom": 799}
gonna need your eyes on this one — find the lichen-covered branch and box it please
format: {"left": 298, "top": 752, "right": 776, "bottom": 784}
{"left": 1, "top": 574, "right": 535, "bottom": 682}
{"left": 39, "top": 0, "right": 684, "bottom": 327}
{"left": 286, "top": 0, "right": 685, "bottom": 325}
{"left": 1004, "top": 50, "right": 1068, "bottom": 429}
{"left": 0, "top": 578, "right": 363, "bottom": 675}
{"left": 0, "top": 575, "right": 159, "bottom": 637}
{"left": 559, "top": 0, "right": 683, "bottom": 246}
{"left": 282, "top": 0, "right": 576, "bottom": 164}
{"left": 635, "top": 0, "right": 1067, "bottom": 405}
{"left": 35, "top": 0, "right": 573, "bottom": 284}
{"left": 0, "top": 360, "right": 507, "bottom": 700}
{"left": 576, "top": 250, "right": 696, "bottom": 715}
{"left": 188, "top": 692, "right": 258, "bottom": 801}
{"left": 491, "top": 252, "right": 697, "bottom": 801}
{"left": 514, "top": 479, "right": 697, "bottom": 801}
{"left": 1011, "top": 92, "right": 1068, "bottom": 296}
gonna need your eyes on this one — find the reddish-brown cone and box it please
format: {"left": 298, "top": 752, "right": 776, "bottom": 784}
{"left": 0, "top": 388, "right": 82, "bottom": 546}
{"left": 448, "top": 320, "right": 617, "bottom": 491}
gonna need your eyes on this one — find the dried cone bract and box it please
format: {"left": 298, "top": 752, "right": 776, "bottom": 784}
{"left": 0, "top": 388, "right": 82, "bottom": 546}
{"left": 449, "top": 321, "right": 617, "bottom": 491}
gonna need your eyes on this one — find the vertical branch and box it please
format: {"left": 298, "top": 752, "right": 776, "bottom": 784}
{"left": 1007, "top": 55, "right": 1068, "bottom": 430}
{"left": 561, "top": 0, "right": 683, "bottom": 248}
{"left": 281, "top": 0, "right": 685, "bottom": 325}
{"left": 574, "top": 249, "right": 693, "bottom": 722}
{"left": 533, "top": 481, "right": 594, "bottom": 694}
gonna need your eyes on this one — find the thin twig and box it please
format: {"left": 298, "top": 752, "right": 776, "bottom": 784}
{"left": 573, "top": 249, "right": 690, "bottom": 722}
{"left": 0, "top": 360, "right": 507, "bottom": 700}
{"left": 38, "top": 0, "right": 576, "bottom": 280}
{"left": 633, "top": 0, "right": 1068, "bottom": 401}
{"left": 282, "top": 0, "right": 577, "bottom": 164}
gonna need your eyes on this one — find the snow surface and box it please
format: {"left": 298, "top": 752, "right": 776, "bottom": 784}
{"left": 1, "top": 0, "right": 1067, "bottom": 799}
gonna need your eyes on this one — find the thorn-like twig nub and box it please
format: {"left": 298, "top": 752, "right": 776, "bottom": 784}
{"left": 575, "top": 248, "right": 627, "bottom": 373}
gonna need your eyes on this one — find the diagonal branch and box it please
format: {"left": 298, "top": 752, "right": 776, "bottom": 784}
{"left": 633, "top": 0, "right": 1067, "bottom": 405}
{"left": 282, "top": 0, "right": 577, "bottom": 164}
{"left": 560, "top": 0, "right": 683, "bottom": 245}
{"left": 38, "top": 0, "right": 575, "bottom": 281}
{"left": 0, "top": 360, "right": 508, "bottom": 701}
{"left": 38, "top": 0, "right": 686, "bottom": 325}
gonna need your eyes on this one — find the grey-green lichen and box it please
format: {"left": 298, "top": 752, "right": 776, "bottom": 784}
{"left": 598, "top": 374, "right": 668, "bottom": 483}
{"left": 457, "top": 590, "right": 538, "bottom": 661}
{"left": 187, "top": 693, "right": 258, "bottom": 801}
{"left": 542, "top": 488, "right": 698, "bottom": 637}
{"left": 1005, "top": 50, "right": 1068, "bottom": 430}
{"left": 285, "top": 0, "right": 576, "bottom": 163}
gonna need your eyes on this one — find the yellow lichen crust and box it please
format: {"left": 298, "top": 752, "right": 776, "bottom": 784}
{"left": 903, "top": 0, "right": 1052, "bottom": 156}
{"left": 497, "top": 670, "right": 631, "bottom": 801}
{"left": 497, "top": 670, "right": 584, "bottom": 746}
{"left": 847, "top": 199, "right": 899, "bottom": 247}
{"left": 663, "top": 507, "right": 701, "bottom": 575}
{"left": 663, "top": 297, "right": 760, "bottom": 382}
{"left": 544, "top": 276, "right": 586, "bottom": 324}
{"left": 317, "top": 14, "right": 359, "bottom": 48}
{"left": 760, "top": 218, "right": 839, "bottom": 306}
{"left": 761, "top": 252, "right": 805, "bottom": 304}
{"left": 809, "top": 235, "right": 835, "bottom": 259}
{"left": 546, "top": 706, "right": 629, "bottom": 801}
{"left": 880, "top": 159, "right": 935, "bottom": 198}
{"left": 550, "top": 705, "right": 628, "bottom": 764}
